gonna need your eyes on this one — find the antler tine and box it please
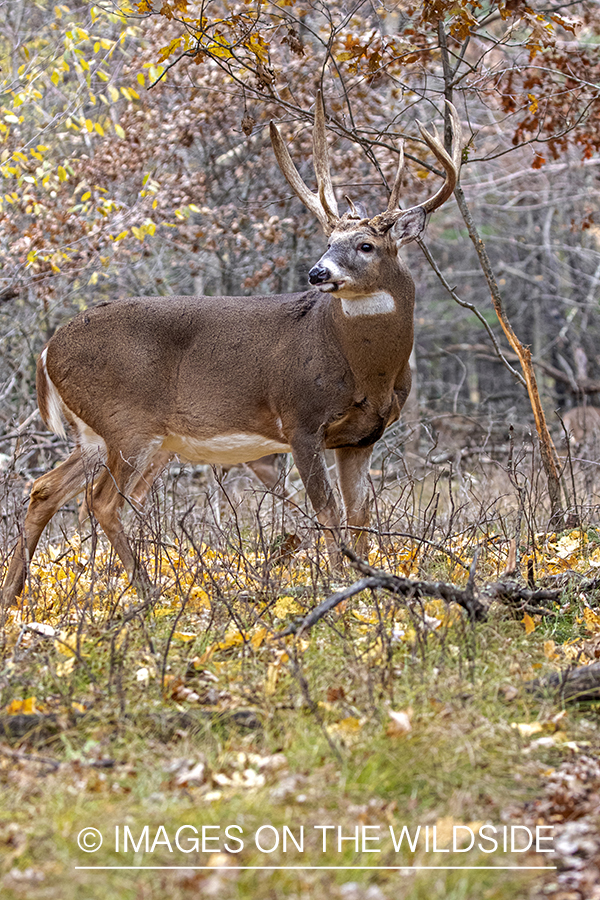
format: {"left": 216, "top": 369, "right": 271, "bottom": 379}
{"left": 415, "top": 100, "right": 462, "bottom": 215}
{"left": 270, "top": 120, "right": 333, "bottom": 233}
{"left": 312, "top": 90, "right": 339, "bottom": 222}
{"left": 386, "top": 139, "right": 405, "bottom": 213}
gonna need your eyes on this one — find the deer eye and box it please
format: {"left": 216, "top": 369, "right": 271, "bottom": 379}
{"left": 359, "top": 242, "right": 374, "bottom": 253}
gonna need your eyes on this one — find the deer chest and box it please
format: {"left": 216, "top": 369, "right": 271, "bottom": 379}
{"left": 324, "top": 393, "right": 400, "bottom": 449}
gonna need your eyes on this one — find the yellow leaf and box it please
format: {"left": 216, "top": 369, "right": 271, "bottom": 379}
{"left": 188, "top": 586, "right": 210, "bottom": 608}
{"left": 329, "top": 716, "right": 362, "bottom": 738}
{"left": 214, "top": 630, "right": 246, "bottom": 651}
{"left": 251, "top": 627, "right": 268, "bottom": 649}
{"left": 57, "top": 631, "right": 78, "bottom": 656}
{"left": 137, "top": 72, "right": 145, "bottom": 86}
{"left": 85, "top": 118, "right": 93, "bottom": 132}
{"left": 528, "top": 93, "right": 538, "bottom": 114}
{"left": 51, "top": 70, "right": 60, "bottom": 86}
{"left": 109, "top": 85, "right": 120, "bottom": 102}
{"left": 272, "top": 595, "right": 302, "bottom": 618}
{"left": 173, "top": 631, "right": 197, "bottom": 642}
{"left": 265, "top": 662, "right": 279, "bottom": 695}
{"left": 7, "top": 696, "right": 38, "bottom": 715}
{"left": 544, "top": 639, "right": 559, "bottom": 660}
{"left": 94, "top": 122, "right": 104, "bottom": 136}
{"left": 114, "top": 123, "right": 125, "bottom": 139}
{"left": 245, "top": 33, "right": 269, "bottom": 63}
{"left": 57, "top": 165, "right": 67, "bottom": 181}
{"left": 56, "top": 657, "right": 76, "bottom": 677}
{"left": 522, "top": 613, "right": 536, "bottom": 634}
{"left": 81, "top": 190, "right": 91, "bottom": 201}
{"left": 511, "top": 722, "right": 544, "bottom": 737}
{"left": 583, "top": 607, "right": 600, "bottom": 633}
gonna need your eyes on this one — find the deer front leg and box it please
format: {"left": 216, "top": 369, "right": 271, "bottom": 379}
{"left": 290, "top": 437, "right": 342, "bottom": 572}
{"left": 85, "top": 452, "right": 154, "bottom": 600}
{"left": 335, "top": 446, "right": 373, "bottom": 560}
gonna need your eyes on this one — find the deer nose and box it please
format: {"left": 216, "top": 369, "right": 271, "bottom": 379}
{"left": 308, "top": 265, "right": 330, "bottom": 285}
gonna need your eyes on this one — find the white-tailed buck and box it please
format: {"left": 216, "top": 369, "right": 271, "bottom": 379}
{"left": 2, "top": 95, "right": 461, "bottom": 607}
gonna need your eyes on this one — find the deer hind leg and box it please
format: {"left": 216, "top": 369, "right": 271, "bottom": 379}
{"left": 85, "top": 450, "right": 155, "bottom": 598}
{"left": 2, "top": 446, "right": 89, "bottom": 608}
{"left": 335, "top": 446, "right": 373, "bottom": 559}
{"left": 247, "top": 454, "right": 289, "bottom": 496}
{"left": 212, "top": 455, "right": 289, "bottom": 526}
{"left": 80, "top": 450, "right": 173, "bottom": 526}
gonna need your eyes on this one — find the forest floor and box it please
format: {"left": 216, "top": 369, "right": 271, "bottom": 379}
{"left": 1, "top": 453, "right": 600, "bottom": 900}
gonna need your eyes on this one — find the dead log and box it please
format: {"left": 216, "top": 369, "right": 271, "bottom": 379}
{"left": 526, "top": 662, "right": 600, "bottom": 703}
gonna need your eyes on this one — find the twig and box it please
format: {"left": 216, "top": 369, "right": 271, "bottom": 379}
{"left": 0, "top": 744, "right": 60, "bottom": 770}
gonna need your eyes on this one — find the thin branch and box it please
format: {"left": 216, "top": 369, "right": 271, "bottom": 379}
{"left": 418, "top": 238, "right": 526, "bottom": 387}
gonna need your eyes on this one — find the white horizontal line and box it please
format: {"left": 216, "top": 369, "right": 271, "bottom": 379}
{"left": 75, "top": 866, "right": 558, "bottom": 871}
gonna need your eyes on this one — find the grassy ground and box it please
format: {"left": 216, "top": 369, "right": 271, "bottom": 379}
{"left": 1, "top": 457, "right": 599, "bottom": 899}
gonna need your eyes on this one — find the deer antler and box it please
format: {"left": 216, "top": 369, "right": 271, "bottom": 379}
{"left": 385, "top": 139, "right": 405, "bottom": 214}
{"left": 270, "top": 91, "right": 340, "bottom": 235}
{"left": 372, "top": 100, "right": 462, "bottom": 233}
{"left": 312, "top": 91, "right": 339, "bottom": 223}
{"left": 415, "top": 101, "right": 462, "bottom": 215}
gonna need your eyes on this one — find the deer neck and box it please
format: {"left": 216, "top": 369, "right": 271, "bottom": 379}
{"left": 329, "top": 288, "right": 413, "bottom": 400}
{"left": 339, "top": 290, "right": 396, "bottom": 318}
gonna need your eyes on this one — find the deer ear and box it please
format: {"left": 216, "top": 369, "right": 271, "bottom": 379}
{"left": 344, "top": 197, "right": 368, "bottom": 219}
{"left": 391, "top": 208, "right": 427, "bottom": 245}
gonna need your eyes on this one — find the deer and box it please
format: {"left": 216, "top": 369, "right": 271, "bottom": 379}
{"left": 560, "top": 405, "right": 600, "bottom": 452}
{"left": 1, "top": 94, "right": 461, "bottom": 608}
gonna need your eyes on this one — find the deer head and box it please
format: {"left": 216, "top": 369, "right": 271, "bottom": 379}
{"left": 271, "top": 93, "right": 462, "bottom": 305}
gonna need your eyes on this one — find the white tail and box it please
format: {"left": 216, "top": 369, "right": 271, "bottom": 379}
{"left": 2, "top": 96, "right": 462, "bottom": 607}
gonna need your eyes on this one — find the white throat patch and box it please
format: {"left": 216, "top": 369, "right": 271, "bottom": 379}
{"left": 340, "top": 291, "right": 395, "bottom": 318}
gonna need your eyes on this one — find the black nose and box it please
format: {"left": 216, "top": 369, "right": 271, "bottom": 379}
{"left": 308, "top": 265, "right": 330, "bottom": 285}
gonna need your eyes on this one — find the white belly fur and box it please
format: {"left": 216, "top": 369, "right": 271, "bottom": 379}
{"left": 162, "top": 432, "right": 291, "bottom": 465}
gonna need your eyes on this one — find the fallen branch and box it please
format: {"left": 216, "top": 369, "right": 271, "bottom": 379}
{"left": 277, "top": 549, "right": 570, "bottom": 637}
{"left": 526, "top": 661, "right": 600, "bottom": 703}
{"left": 483, "top": 580, "right": 561, "bottom": 616}
{"left": 278, "top": 550, "right": 487, "bottom": 636}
